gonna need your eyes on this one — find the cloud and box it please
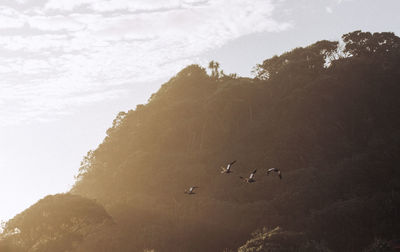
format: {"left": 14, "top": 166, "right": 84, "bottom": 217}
{"left": 0, "top": 7, "right": 25, "bottom": 29}
{"left": 336, "top": 0, "right": 353, "bottom": 4}
{"left": 45, "top": 0, "right": 191, "bottom": 12}
{"left": 0, "top": 0, "right": 291, "bottom": 126}
{"left": 28, "top": 15, "right": 85, "bottom": 32}
{"left": 44, "top": 0, "right": 98, "bottom": 11}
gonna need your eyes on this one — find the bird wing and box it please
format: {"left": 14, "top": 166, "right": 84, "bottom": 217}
{"left": 230, "top": 160, "right": 237, "bottom": 165}
{"left": 252, "top": 169, "right": 257, "bottom": 174}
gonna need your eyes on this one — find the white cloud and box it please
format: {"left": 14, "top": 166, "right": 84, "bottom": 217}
{"left": 28, "top": 15, "right": 85, "bottom": 31}
{"left": 44, "top": 0, "right": 98, "bottom": 11}
{"left": 0, "top": 0, "right": 291, "bottom": 126}
{"left": 326, "top": 6, "right": 333, "bottom": 13}
{"left": 0, "top": 7, "right": 25, "bottom": 28}
{"left": 45, "top": 0, "right": 184, "bottom": 12}
{"left": 336, "top": 0, "right": 353, "bottom": 4}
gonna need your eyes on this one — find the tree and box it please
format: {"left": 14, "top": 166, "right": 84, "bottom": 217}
{"left": 1, "top": 194, "right": 112, "bottom": 252}
{"left": 253, "top": 40, "right": 338, "bottom": 80}
{"left": 176, "top": 64, "right": 208, "bottom": 79}
{"left": 342, "top": 30, "right": 400, "bottom": 57}
{"left": 208, "top": 60, "right": 221, "bottom": 78}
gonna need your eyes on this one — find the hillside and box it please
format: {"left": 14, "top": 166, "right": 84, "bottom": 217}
{"left": 2, "top": 30, "right": 400, "bottom": 252}
{"left": 0, "top": 194, "right": 113, "bottom": 252}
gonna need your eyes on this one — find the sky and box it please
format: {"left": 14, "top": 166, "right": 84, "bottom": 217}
{"left": 0, "top": 0, "right": 399, "bottom": 223}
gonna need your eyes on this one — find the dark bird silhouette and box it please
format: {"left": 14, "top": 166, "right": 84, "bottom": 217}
{"left": 184, "top": 186, "right": 198, "bottom": 194}
{"left": 221, "top": 160, "right": 236, "bottom": 174}
{"left": 267, "top": 168, "right": 282, "bottom": 179}
{"left": 240, "top": 169, "right": 257, "bottom": 183}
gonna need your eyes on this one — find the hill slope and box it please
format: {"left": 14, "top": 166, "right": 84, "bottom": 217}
{"left": 2, "top": 30, "right": 400, "bottom": 252}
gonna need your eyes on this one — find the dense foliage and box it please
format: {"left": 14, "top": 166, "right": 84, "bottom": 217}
{"left": 2, "top": 30, "right": 400, "bottom": 251}
{"left": 0, "top": 194, "right": 112, "bottom": 252}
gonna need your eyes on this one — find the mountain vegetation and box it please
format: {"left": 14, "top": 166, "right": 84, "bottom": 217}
{"left": 1, "top": 30, "right": 400, "bottom": 251}
{"left": 0, "top": 194, "right": 113, "bottom": 252}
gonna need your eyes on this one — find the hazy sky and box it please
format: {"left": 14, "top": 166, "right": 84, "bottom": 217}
{"left": 0, "top": 0, "right": 399, "bottom": 222}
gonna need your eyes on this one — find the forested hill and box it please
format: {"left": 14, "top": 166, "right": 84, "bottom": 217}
{"left": 2, "top": 30, "right": 400, "bottom": 252}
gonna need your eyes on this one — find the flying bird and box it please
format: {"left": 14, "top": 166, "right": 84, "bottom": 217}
{"left": 221, "top": 160, "right": 236, "bottom": 174}
{"left": 184, "top": 186, "right": 198, "bottom": 194}
{"left": 240, "top": 169, "right": 257, "bottom": 183}
{"left": 267, "top": 168, "right": 282, "bottom": 179}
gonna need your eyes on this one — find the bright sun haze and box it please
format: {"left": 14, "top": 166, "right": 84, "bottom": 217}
{"left": 0, "top": 0, "right": 399, "bottom": 223}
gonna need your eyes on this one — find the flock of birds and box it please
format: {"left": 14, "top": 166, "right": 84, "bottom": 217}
{"left": 184, "top": 160, "right": 282, "bottom": 194}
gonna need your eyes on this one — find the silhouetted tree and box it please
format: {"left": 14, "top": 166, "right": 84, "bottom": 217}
{"left": 342, "top": 30, "right": 400, "bottom": 57}
{"left": 208, "top": 60, "right": 221, "bottom": 78}
{"left": 0, "top": 194, "right": 112, "bottom": 252}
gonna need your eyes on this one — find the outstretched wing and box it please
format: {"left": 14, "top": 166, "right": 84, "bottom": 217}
{"left": 230, "top": 160, "right": 237, "bottom": 165}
